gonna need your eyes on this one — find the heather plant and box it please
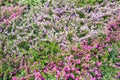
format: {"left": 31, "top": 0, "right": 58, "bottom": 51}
{"left": 42, "top": 18, "right": 120, "bottom": 80}
{"left": 0, "top": 16, "right": 119, "bottom": 80}
{"left": 0, "top": 0, "right": 120, "bottom": 80}
{"left": 1, "top": 0, "right": 120, "bottom": 55}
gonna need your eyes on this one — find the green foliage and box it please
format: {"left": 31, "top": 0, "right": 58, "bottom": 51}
{"left": 20, "top": 0, "right": 47, "bottom": 6}
{"left": 39, "top": 41, "right": 61, "bottom": 55}
{"left": 100, "top": 63, "right": 118, "bottom": 80}
{"left": 108, "top": 45, "right": 119, "bottom": 63}
{"left": 69, "top": 0, "right": 103, "bottom": 7}
{"left": 98, "top": 32, "right": 107, "bottom": 39}
{"left": 18, "top": 41, "right": 30, "bottom": 50}
{"left": 0, "top": 0, "right": 19, "bottom": 5}
{"left": 76, "top": 11, "right": 85, "bottom": 18}
{"left": 67, "top": 33, "right": 73, "bottom": 42}
{"left": 100, "top": 43, "right": 120, "bottom": 79}
{"left": 46, "top": 73, "right": 56, "bottom": 80}
{"left": 0, "top": 62, "right": 12, "bottom": 80}
{"left": 18, "top": 69, "right": 26, "bottom": 77}
{"left": 93, "top": 23, "right": 103, "bottom": 30}
{"left": 27, "top": 41, "right": 61, "bottom": 69}
{"left": 103, "top": 15, "right": 111, "bottom": 20}
{"left": 77, "top": 30, "right": 89, "bottom": 38}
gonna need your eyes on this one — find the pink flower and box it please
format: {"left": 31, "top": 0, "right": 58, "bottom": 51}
{"left": 57, "top": 70, "right": 61, "bottom": 76}
{"left": 71, "top": 73, "right": 75, "bottom": 79}
{"left": 71, "top": 67, "right": 76, "bottom": 71}
{"left": 85, "top": 54, "right": 91, "bottom": 62}
{"left": 64, "top": 67, "right": 70, "bottom": 72}
{"left": 115, "top": 72, "right": 120, "bottom": 78}
{"left": 20, "top": 77, "right": 25, "bottom": 80}
{"left": 82, "top": 44, "right": 93, "bottom": 51}
{"left": 75, "top": 59, "right": 81, "bottom": 64}
{"left": 75, "top": 78, "right": 79, "bottom": 80}
{"left": 67, "top": 61, "right": 72, "bottom": 66}
{"left": 52, "top": 66, "right": 57, "bottom": 71}
{"left": 118, "top": 56, "right": 120, "bottom": 58}
{"left": 76, "top": 70, "right": 80, "bottom": 74}
{"left": 3, "top": 19, "right": 10, "bottom": 24}
{"left": 72, "top": 47, "right": 79, "bottom": 52}
{"left": 62, "top": 71, "right": 66, "bottom": 75}
{"left": 97, "top": 62, "right": 102, "bottom": 67}
{"left": 108, "top": 48, "right": 112, "bottom": 52}
{"left": 95, "top": 70, "right": 101, "bottom": 77}
{"left": 65, "top": 74, "right": 71, "bottom": 79}
{"left": 90, "top": 77, "right": 96, "bottom": 80}
{"left": 35, "top": 72, "right": 41, "bottom": 78}
{"left": 106, "top": 37, "right": 111, "bottom": 42}
{"left": 34, "top": 70, "right": 43, "bottom": 80}
{"left": 9, "top": 13, "right": 17, "bottom": 19}
{"left": 12, "top": 77, "right": 18, "bottom": 80}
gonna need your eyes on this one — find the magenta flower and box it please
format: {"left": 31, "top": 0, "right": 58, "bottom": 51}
{"left": 64, "top": 67, "right": 70, "bottom": 72}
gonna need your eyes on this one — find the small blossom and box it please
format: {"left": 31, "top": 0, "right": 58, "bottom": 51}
{"left": 90, "top": 77, "right": 96, "bottom": 80}
{"left": 12, "top": 77, "right": 18, "bottom": 80}
{"left": 106, "top": 37, "right": 111, "bottom": 42}
{"left": 108, "top": 48, "right": 112, "bottom": 52}
{"left": 72, "top": 47, "right": 79, "bottom": 52}
{"left": 97, "top": 62, "right": 102, "bottom": 67}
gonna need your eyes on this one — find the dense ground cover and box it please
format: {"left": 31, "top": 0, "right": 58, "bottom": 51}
{"left": 0, "top": 0, "right": 120, "bottom": 80}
